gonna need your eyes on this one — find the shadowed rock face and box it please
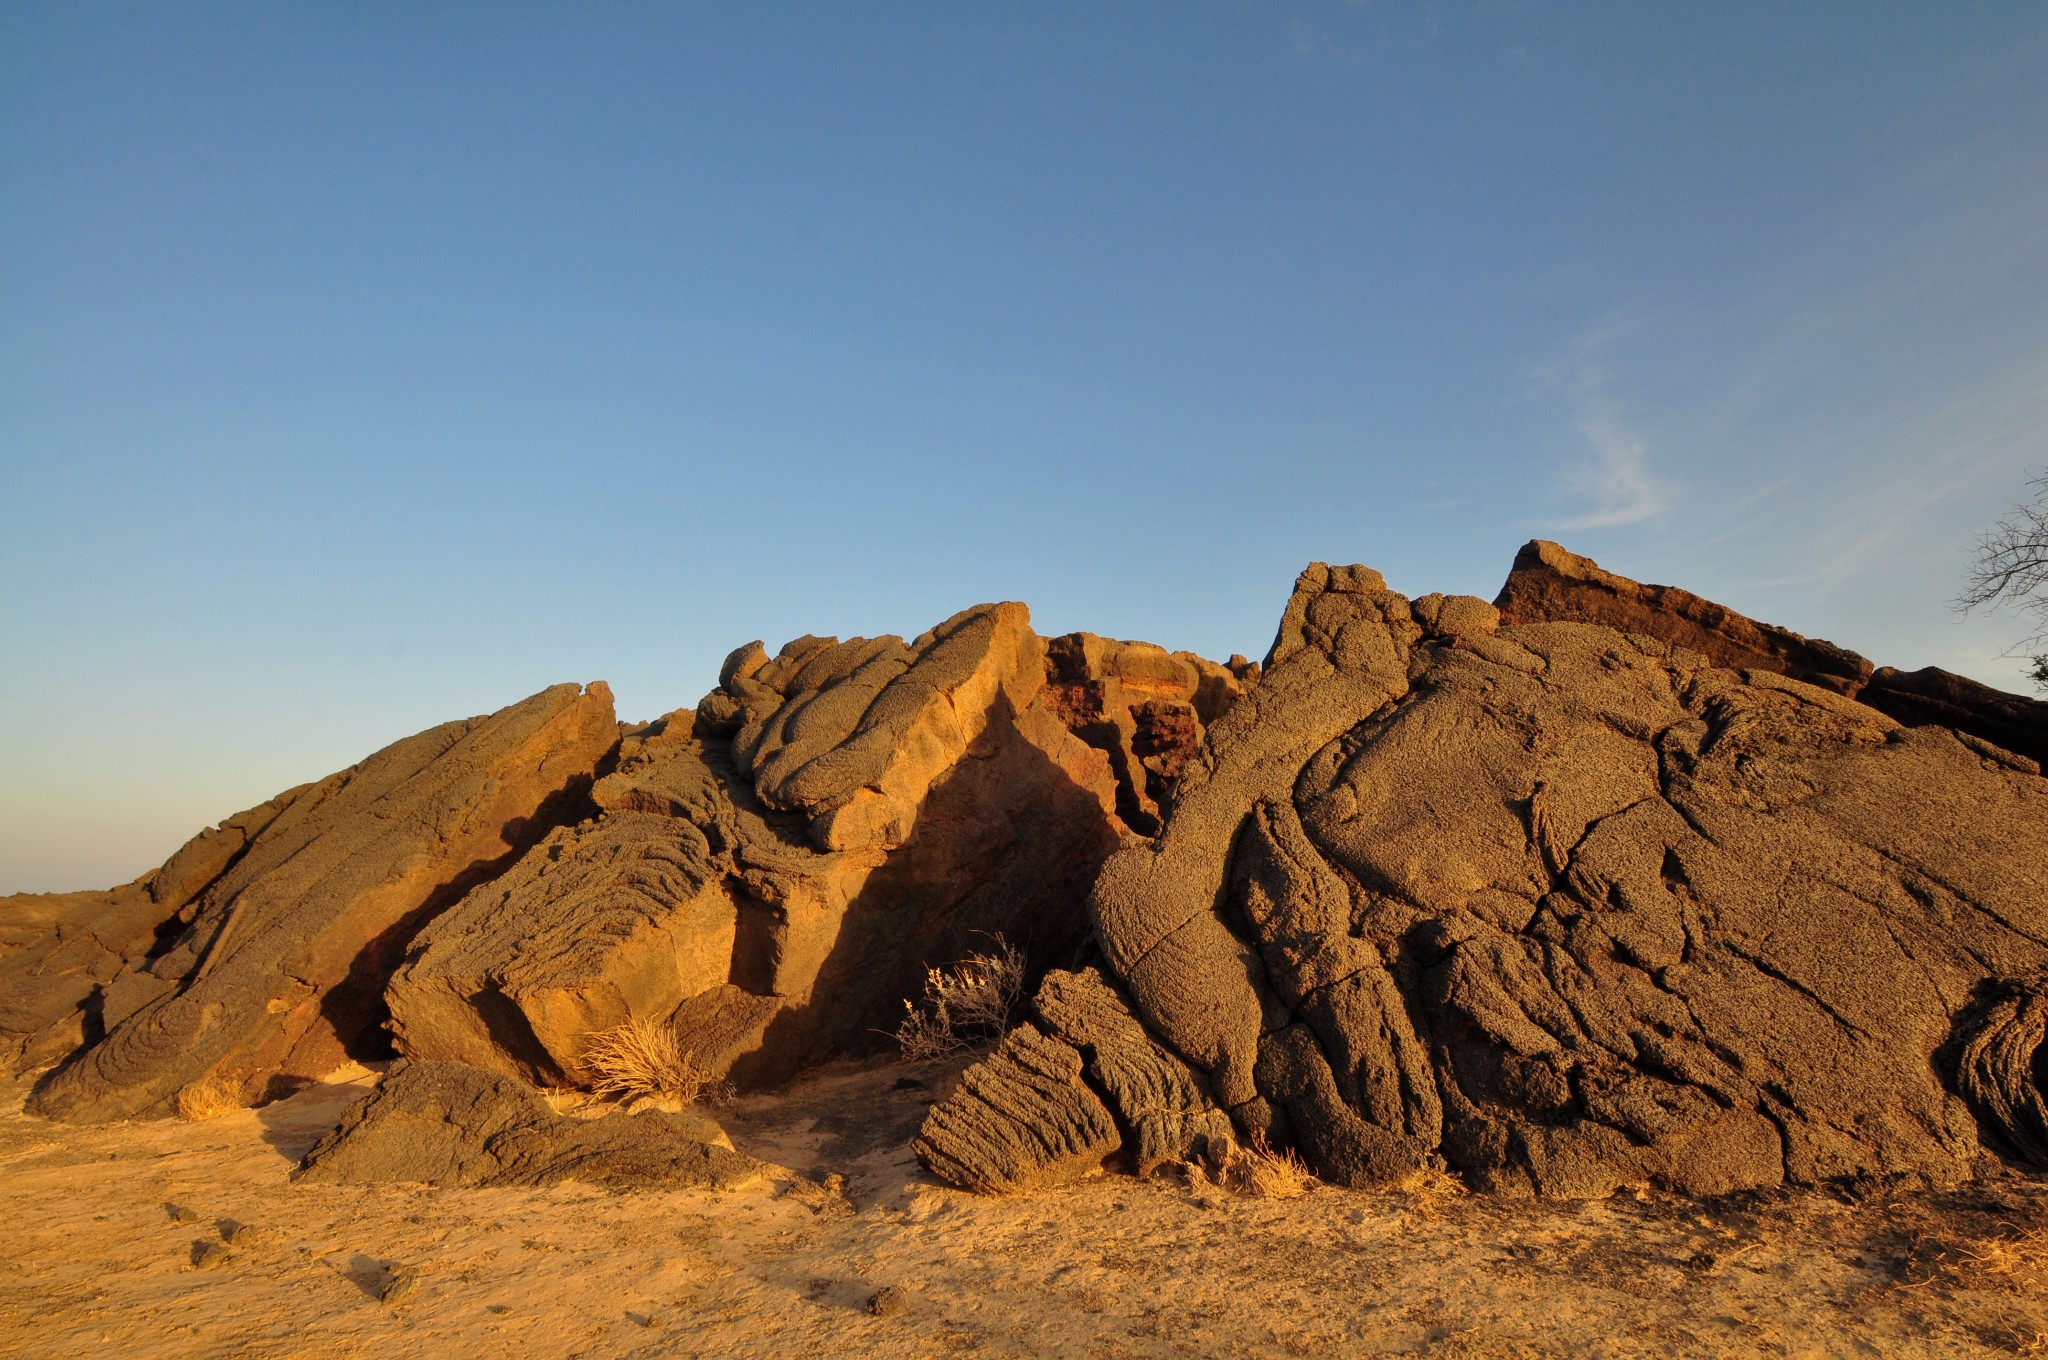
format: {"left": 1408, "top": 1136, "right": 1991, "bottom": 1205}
{"left": 27, "top": 683, "right": 620, "bottom": 1123}
{"left": 388, "top": 604, "right": 1131, "bottom": 1091}
{"left": 294, "top": 1059, "right": 756, "bottom": 1190}
{"left": 1497, "top": 538, "right": 2048, "bottom": 769}
{"left": 922, "top": 563, "right": 2048, "bottom": 1198}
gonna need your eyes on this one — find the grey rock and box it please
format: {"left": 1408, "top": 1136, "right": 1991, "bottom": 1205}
{"left": 913, "top": 1023, "right": 1121, "bottom": 1194}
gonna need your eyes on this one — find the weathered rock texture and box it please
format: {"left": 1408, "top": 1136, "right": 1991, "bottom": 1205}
{"left": 1, "top": 787, "right": 312, "bottom": 1075}
{"left": 28, "top": 684, "right": 618, "bottom": 1122}
{"left": 1497, "top": 538, "right": 2048, "bottom": 767}
{"left": 924, "top": 561, "right": 2048, "bottom": 1198}
{"left": 295, "top": 1059, "right": 755, "bottom": 1189}
{"left": 1946, "top": 976, "right": 2048, "bottom": 1167}
{"left": 388, "top": 605, "right": 1130, "bottom": 1091}
{"left": 915, "top": 964, "right": 1232, "bottom": 1191}
{"left": 1040, "top": 635, "right": 1258, "bottom": 835}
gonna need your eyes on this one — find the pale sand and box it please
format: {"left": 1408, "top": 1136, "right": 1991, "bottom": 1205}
{"left": 2, "top": 1056, "right": 2041, "bottom": 1359}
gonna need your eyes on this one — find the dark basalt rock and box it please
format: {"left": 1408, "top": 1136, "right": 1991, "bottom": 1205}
{"left": 1947, "top": 976, "right": 2048, "bottom": 1167}
{"left": 295, "top": 1059, "right": 756, "bottom": 1190}
{"left": 925, "top": 559, "right": 2048, "bottom": 1198}
{"left": 913, "top": 1021, "right": 1122, "bottom": 1194}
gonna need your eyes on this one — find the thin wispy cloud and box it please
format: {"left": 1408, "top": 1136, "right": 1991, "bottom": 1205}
{"left": 1538, "top": 328, "right": 1673, "bottom": 532}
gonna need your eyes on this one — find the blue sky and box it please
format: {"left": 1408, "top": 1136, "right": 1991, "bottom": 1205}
{"left": 5, "top": 2, "right": 2046, "bottom": 891}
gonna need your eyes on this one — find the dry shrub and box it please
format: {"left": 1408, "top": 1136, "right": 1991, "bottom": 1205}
{"left": 1898, "top": 1226, "right": 2048, "bottom": 1294}
{"left": 1194, "top": 1133, "right": 1318, "bottom": 1200}
{"left": 580, "top": 1017, "right": 715, "bottom": 1105}
{"left": 172, "top": 1075, "right": 243, "bottom": 1121}
{"left": 1397, "top": 1161, "right": 1469, "bottom": 1203}
{"left": 538, "top": 1085, "right": 588, "bottom": 1115}
{"left": 895, "top": 938, "right": 1024, "bottom": 1060}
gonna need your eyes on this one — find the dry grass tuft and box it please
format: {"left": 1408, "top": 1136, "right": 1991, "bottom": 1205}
{"left": 895, "top": 937, "right": 1024, "bottom": 1060}
{"left": 1896, "top": 1225, "right": 2048, "bottom": 1295}
{"left": 1397, "top": 1162, "right": 1469, "bottom": 1200}
{"left": 1194, "top": 1133, "right": 1319, "bottom": 1200}
{"left": 172, "top": 1076, "right": 243, "bottom": 1121}
{"left": 580, "top": 1018, "right": 716, "bottom": 1105}
{"left": 538, "top": 1085, "right": 589, "bottom": 1115}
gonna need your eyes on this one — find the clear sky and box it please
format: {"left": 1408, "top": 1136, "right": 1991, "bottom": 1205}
{"left": 4, "top": 3, "right": 2046, "bottom": 892}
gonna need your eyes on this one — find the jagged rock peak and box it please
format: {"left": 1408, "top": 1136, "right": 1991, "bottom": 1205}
{"left": 388, "top": 602, "right": 1131, "bottom": 1096}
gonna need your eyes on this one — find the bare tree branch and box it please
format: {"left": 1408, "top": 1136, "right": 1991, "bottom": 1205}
{"left": 1958, "top": 472, "right": 2048, "bottom": 679}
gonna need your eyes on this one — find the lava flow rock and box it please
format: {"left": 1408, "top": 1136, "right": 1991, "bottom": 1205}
{"left": 28, "top": 683, "right": 619, "bottom": 1122}
{"left": 386, "top": 603, "right": 1138, "bottom": 1091}
{"left": 922, "top": 560, "right": 2048, "bottom": 1198}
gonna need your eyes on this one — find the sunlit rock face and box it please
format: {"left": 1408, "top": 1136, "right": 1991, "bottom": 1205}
{"left": 387, "top": 603, "right": 1138, "bottom": 1091}
{"left": 924, "top": 559, "right": 2048, "bottom": 1199}
{"left": 18, "top": 544, "right": 2045, "bottom": 1207}
{"left": 18, "top": 601, "right": 1243, "bottom": 1124}
{"left": 28, "top": 683, "right": 621, "bottom": 1122}
{"left": 1496, "top": 537, "right": 2048, "bottom": 768}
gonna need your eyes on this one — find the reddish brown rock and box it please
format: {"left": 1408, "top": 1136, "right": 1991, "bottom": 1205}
{"left": 1860, "top": 665, "right": 2048, "bottom": 770}
{"left": 1495, "top": 538, "right": 2048, "bottom": 767}
{"left": 1494, "top": 539, "right": 1872, "bottom": 693}
{"left": 1040, "top": 634, "right": 1258, "bottom": 835}
{"left": 28, "top": 683, "right": 619, "bottom": 1122}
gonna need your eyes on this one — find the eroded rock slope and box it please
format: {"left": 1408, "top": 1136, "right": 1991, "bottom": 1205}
{"left": 28, "top": 683, "right": 619, "bottom": 1122}
{"left": 1, "top": 786, "right": 314, "bottom": 1075}
{"left": 923, "top": 561, "right": 2048, "bottom": 1197}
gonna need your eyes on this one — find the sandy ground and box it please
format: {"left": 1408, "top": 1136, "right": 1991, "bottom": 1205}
{"left": 2, "top": 1056, "right": 2044, "bottom": 1360}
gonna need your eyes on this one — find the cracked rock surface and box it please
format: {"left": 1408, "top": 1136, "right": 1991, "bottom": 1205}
{"left": 924, "top": 561, "right": 2048, "bottom": 1197}
{"left": 27, "top": 684, "right": 621, "bottom": 1122}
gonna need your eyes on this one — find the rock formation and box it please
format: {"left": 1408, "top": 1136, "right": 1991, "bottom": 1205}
{"left": 915, "top": 963, "right": 1233, "bottom": 1192}
{"left": 13, "top": 543, "right": 2045, "bottom": 1207}
{"left": 923, "top": 561, "right": 2048, "bottom": 1198}
{"left": 27, "top": 683, "right": 619, "bottom": 1122}
{"left": 1039, "top": 635, "right": 1258, "bottom": 835}
{"left": 386, "top": 604, "right": 1132, "bottom": 1091}
{"left": 1497, "top": 538, "right": 2048, "bottom": 767}
{"left": 0, "top": 785, "right": 313, "bottom": 1075}
{"left": 294, "top": 1059, "right": 756, "bottom": 1190}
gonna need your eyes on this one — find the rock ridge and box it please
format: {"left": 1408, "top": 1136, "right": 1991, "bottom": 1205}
{"left": 922, "top": 557, "right": 2048, "bottom": 1198}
